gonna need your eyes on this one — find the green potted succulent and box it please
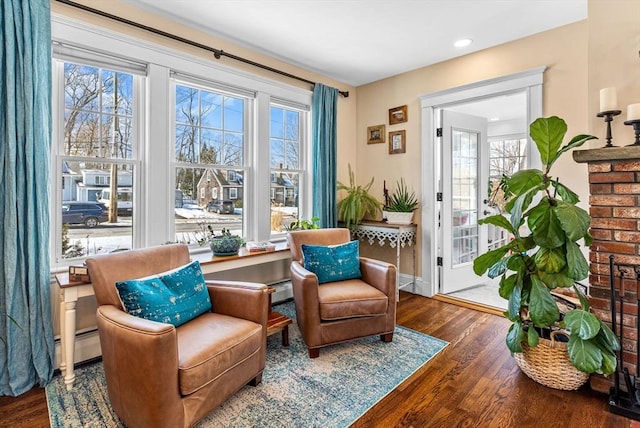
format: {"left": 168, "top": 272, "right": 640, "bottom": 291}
{"left": 473, "top": 116, "right": 619, "bottom": 388}
{"left": 198, "top": 224, "right": 245, "bottom": 256}
{"left": 383, "top": 178, "right": 419, "bottom": 224}
{"left": 337, "top": 164, "right": 382, "bottom": 228}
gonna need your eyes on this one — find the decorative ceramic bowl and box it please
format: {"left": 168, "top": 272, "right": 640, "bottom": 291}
{"left": 209, "top": 237, "right": 242, "bottom": 256}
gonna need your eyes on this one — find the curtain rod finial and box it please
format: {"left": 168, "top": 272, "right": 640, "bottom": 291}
{"left": 340, "top": 91, "right": 349, "bottom": 98}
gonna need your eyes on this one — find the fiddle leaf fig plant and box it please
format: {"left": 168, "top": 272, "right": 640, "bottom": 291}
{"left": 473, "top": 116, "right": 619, "bottom": 375}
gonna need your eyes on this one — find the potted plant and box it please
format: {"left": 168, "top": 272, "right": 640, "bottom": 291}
{"left": 337, "top": 164, "right": 382, "bottom": 228}
{"left": 473, "top": 116, "right": 619, "bottom": 389}
{"left": 285, "top": 216, "right": 320, "bottom": 231}
{"left": 383, "top": 178, "right": 419, "bottom": 224}
{"left": 198, "top": 224, "right": 245, "bottom": 256}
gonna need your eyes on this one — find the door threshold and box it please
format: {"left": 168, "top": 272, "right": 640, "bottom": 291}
{"left": 432, "top": 294, "right": 505, "bottom": 317}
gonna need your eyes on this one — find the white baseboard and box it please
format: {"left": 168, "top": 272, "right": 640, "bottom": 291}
{"left": 54, "top": 330, "right": 102, "bottom": 369}
{"left": 400, "top": 273, "right": 431, "bottom": 297}
{"left": 271, "top": 280, "right": 293, "bottom": 304}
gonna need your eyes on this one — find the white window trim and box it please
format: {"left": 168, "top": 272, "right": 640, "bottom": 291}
{"left": 51, "top": 13, "right": 312, "bottom": 266}
{"left": 50, "top": 58, "right": 144, "bottom": 267}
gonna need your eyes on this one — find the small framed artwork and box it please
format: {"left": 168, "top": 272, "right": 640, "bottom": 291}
{"left": 389, "top": 105, "right": 408, "bottom": 125}
{"left": 367, "top": 124, "right": 385, "bottom": 144}
{"left": 389, "top": 130, "right": 406, "bottom": 154}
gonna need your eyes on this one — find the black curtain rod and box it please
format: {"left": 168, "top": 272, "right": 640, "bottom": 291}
{"left": 54, "top": 0, "right": 349, "bottom": 98}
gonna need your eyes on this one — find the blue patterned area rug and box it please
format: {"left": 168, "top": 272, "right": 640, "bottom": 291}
{"left": 46, "top": 301, "right": 448, "bottom": 428}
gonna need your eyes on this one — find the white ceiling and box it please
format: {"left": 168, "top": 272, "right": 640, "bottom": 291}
{"left": 125, "top": 0, "right": 587, "bottom": 87}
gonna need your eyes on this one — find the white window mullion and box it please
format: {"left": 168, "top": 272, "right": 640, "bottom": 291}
{"left": 144, "top": 63, "right": 172, "bottom": 247}
{"left": 51, "top": 60, "right": 64, "bottom": 263}
{"left": 300, "top": 109, "right": 313, "bottom": 222}
{"left": 253, "top": 92, "right": 272, "bottom": 241}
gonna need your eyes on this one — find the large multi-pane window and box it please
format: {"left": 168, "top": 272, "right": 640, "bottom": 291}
{"left": 173, "top": 83, "right": 246, "bottom": 245}
{"left": 53, "top": 60, "right": 139, "bottom": 262}
{"left": 270, "top": 105, "right": 302, "bottom": 233}
{"left": 51, "top": 19, "right": 311, "bottom": 267}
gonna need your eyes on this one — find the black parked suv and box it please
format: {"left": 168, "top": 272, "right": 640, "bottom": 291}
{"left": 206, "top": 200, "right": 235, "bottom": 214}
{"left": 62, "top": 201, "right": 108, "bottom": 228}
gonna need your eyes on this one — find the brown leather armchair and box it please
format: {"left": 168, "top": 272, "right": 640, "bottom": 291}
{"left": 86, "top": 244, "right": 269, "bottom": 428}
{"left": 287, "top": 228, "right": 397, "bottom": 358}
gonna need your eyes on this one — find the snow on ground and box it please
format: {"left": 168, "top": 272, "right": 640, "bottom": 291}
{"left": 174, "top": 207, "right": 214, "bottom": 219}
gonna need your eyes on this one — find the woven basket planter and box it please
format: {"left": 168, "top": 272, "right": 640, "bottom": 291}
{"left": 513, "top": 330, "right": 589, "bottom": 391}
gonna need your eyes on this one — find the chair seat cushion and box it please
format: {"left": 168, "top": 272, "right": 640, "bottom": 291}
{"left": 317, "top": 279, "right": 388, "bottom": 321}
{"left": 176, "top": 312, "right": 262, "bottom": 395}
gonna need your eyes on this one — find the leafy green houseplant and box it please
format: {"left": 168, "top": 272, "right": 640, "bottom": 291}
{"left": 473, "top": 116, "right": 619, "bottom": 377}
{"left": 337, "top": 164, "right": 382, "bottom": 228}
{"left": 383, "top": 178, "right": 419, "bottom": 224}
{"left": 285, "top": 216, "right": 320, "bottom": 231}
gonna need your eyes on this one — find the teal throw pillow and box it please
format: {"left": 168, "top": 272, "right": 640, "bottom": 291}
{"left": 301, "top": 240, "right": 362, "bottom": 284}
{"left": 116, "top": 260, "right": 211, "bottom": 327}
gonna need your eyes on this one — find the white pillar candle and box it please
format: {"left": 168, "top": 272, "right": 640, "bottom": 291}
{"left": 628, "top": 103, "right": 640, "bottom": 121}
{"left": 600, "top": 87, "right": 617, "bottom": 112}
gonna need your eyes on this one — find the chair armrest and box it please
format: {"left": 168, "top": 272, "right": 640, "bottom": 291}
{"left": 290, "top": 261, "right": 321, "bottom": 306}
{"left": 205, "top": 280, "right": 269, "bottom": 326}
{"left": 96, "top": 305, "right": 182, "bottom": 415}
{"left": 289, "top": 261, "right": 322, "bottom": 344}
{"left": 360, "top": 257, "right": 397, "bottom": 301}
{"left": 98, "top": 305, "right": 176, "bottom": 335}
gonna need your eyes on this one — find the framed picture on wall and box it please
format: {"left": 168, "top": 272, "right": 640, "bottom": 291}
{"left": 367, "top": 124, "right": 385, "bottom": 144}
{"left": 389, "top": 130, "right": 406, "bottom": 154}
{"left": 388, "top": 105, "right": 408, "bottom": 124}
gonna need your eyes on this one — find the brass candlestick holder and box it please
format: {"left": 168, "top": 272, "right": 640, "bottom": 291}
{"left": 597, "top": 110, "right": 622, "bottom": 147}
{"left": 624, "top": 119, "right": 640, "bottom": 146}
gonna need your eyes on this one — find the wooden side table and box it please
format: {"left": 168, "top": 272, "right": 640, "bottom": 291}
{"left": 266, "top": 287, "right": 292, "bottom": 346}
{"left": 54, "top": 273, "right": 94, "bottom": 391}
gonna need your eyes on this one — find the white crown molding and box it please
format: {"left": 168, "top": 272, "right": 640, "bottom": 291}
{"left": 419, "top": 66, "right": 547, "bottom": 108}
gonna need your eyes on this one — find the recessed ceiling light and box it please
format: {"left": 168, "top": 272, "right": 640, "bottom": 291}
{"left": 489, "top": 117, "right": 500, "bottom": 122}
{"left": 454, "top": 38, "right": 473, "bottom": 48}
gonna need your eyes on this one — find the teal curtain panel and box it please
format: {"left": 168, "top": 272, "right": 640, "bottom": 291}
{"left": 0, "top": 0, "right": 55, "bottom": 395}
{"left": 311, "top": 83, "right": 339, "bottom": 228}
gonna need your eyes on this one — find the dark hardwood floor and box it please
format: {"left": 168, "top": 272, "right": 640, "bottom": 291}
{"left": 0, "top": 291, "right": 634, "bottom": 427}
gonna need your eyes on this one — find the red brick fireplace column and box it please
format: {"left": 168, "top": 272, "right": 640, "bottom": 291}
{"left": 574, "top": 146, "right": 640, "bottom": 393}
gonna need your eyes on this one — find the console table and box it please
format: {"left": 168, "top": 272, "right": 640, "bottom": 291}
{"left": 54, "top": 242, "right": 291, "bottom": 390}
{"left": 347, "top": 221, "right": 417, "bottom": 293}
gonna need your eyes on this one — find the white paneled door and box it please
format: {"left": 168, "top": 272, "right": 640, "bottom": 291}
{"left": 440, "top": 110, "right": 491, "bottom": 294}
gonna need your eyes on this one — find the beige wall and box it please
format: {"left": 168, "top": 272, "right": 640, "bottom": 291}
{"left": 355, "top": 2, "right": 640, "bottom": 280}
{"left": 588, "top": 0, "right": 640, "bottom": 148}
{"left": 356, "top": 20, "right": 591, "bottom": 278}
